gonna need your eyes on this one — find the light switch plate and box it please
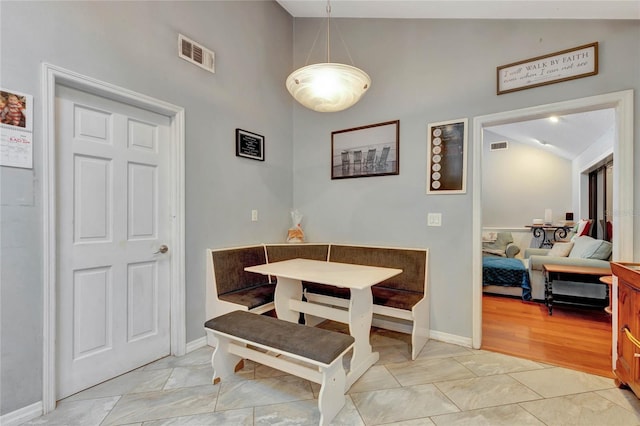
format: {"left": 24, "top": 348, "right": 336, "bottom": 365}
{"left": 251, "top": 210, "right": 258, "bottom": 222}
{"left": 427, "top": 213, "right": 442, "bottom": 226}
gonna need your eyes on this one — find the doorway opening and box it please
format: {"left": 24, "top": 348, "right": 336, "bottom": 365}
{"left": 471, "top": 90, "right": 634, "bottom": 361}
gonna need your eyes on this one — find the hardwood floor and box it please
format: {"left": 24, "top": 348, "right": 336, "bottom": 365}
{"left": 482, "top": 294, "right": 614, "bottom": 378}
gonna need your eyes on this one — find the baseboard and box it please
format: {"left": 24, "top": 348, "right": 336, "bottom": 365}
{"left": 1, "top": 401, "right": 43, "bottom": 426}
{"left": 186, "top": 336, "right": 208, "bottom": 352}
{"left": 429, "top": 329, "right": 473, "bottom": 348}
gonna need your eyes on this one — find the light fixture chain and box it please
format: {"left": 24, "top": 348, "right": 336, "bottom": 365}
{"left": 332, "top": 21, "right": 357, "bottom": 67}
{"left": 304, "top": 17, "right": 326, "bottom": 66}
{"left": 326, "top": 0, "right": 331, "bottom": 62}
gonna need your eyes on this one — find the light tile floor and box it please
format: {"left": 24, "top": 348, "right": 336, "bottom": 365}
{"left": 25, "top": 323, "right": 640, "bottom": 425}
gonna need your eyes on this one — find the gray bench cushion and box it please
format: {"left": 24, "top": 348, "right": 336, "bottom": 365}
{"left": 211, "top": 246, "right": 268, "bottom": 295}
{"left": 265, "top": 244, "right": 329, "bottom": 263}
{"left": 329, "top": 245, "right": 426, "bottom": 293}
{"left": 218, "top": 284, "right": 275, "bottom": 310}
{"left": 205, "top": 311, "right": 354, "bottom": 365}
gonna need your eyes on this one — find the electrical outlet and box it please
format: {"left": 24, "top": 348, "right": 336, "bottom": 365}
{"left": 427, "top": 213, "right": 442, "bottom": 227}
{"left": 251, "top": 210, "right": 258, "bottom": 222}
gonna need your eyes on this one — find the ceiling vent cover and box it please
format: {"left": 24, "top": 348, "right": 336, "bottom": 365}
{"left": 490, "top": 141, "right": 509, "bottom": 151}
{"left": 178, "top": 34, "right": 215, "bottom": 74}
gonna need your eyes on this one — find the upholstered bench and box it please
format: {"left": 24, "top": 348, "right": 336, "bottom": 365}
{"left": 205, "top": 310, "right": 354, "bottom": 425}
{"left": 305, "top": 244, "right": 429, "bottom": 360}
{"left": 205, "top": 245, "right": 275, "bottom": 345}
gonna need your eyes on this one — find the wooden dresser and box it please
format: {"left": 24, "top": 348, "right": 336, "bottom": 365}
{"left": 612, "top": 262, "right": 640, "bottom": 397}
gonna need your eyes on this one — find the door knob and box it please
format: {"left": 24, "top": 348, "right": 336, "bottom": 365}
{"left": 154, "top": 244, "right": 169, "bottom": 254}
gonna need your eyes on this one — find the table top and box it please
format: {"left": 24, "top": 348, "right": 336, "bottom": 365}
{"left": 245, "top": 258, "right": 402, "bottom": 290}
{"left": 542, "top": 263, "right": 611, "bottom": 276}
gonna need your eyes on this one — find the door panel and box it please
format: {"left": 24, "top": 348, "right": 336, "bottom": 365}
{"left": 56, "top": 85, "right": 171, "bottom": 399}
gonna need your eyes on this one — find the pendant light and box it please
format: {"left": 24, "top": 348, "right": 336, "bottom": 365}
{"left": 285, "top": 0, "right": 371, "bottom": 112}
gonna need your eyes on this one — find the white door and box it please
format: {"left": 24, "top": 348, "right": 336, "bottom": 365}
{"left": 56, "top": 85, "right": 172, "bottom": 399}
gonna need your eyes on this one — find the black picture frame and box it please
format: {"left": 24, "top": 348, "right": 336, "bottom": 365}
{"left": 331, "top": 120, "right": 400, "bottom": 180}
{"left": 426, "top": 118, "right": 467, "bottom": 194}
{"left": 236, "top": 128, "right": 264, "bottom": 161}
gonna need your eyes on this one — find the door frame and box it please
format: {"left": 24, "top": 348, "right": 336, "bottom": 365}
{"left": 41, "top": 63, "right": 186, "bottom": 413}
{"left": 472, "top": 90, "right": 634, "bottom": 350}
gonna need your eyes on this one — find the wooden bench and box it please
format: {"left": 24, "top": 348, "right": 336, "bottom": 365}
{"left": 205, "top": 310, "right": 354, "bottom": 426}
{"left": 304, "top": 244, "right": 429, "bottom": 360}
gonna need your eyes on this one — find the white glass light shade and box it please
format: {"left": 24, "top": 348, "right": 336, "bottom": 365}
{"left": 286, "top": 63, "right": 371, "bottom": 112}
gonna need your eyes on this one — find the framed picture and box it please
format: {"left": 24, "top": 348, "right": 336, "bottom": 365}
{"left": 426, "top": 118, "right": 467, "bottom": 194}
{"left": 236, "top": 128, "right": 264, "bottom": 161}
{"left": 331, "top": 120, "right": 399, "bottom": 180}
{"left": 497, "top": 42, "right": 598, "bottom": 95}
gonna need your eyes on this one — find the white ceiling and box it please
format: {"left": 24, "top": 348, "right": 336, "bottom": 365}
{"left": 277, "top": 0, "right": 640, "bottom": 20}
{"left": 486, "top": 108, "right": 615, "bottom": 160}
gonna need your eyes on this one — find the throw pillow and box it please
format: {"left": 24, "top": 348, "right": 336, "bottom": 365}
{"left": 576, "top": 219, "right": 592, "bottom": 236}
{"left": 585, "top": 239, "right": 613, "bottom": 260}
{"left": 569, "top": 236, "right": 612, "bottom": 259}
{"left": 548, "top": 242, "right": 574, "bottom": 257}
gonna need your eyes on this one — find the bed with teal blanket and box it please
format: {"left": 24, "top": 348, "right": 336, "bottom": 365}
{"left": 482, "top": 257, "right": 532, "bottom": 301}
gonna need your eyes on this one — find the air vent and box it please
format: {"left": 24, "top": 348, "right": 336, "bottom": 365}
{"left": 178, "top": 34, "right": 215, "bottom": 74}
{"left": 490, "top": 141, "right": 509, "bottom": 151}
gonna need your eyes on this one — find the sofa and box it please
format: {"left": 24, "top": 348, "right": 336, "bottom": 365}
{"left": 524, "top": 235, "right": 612, "bottom": 301}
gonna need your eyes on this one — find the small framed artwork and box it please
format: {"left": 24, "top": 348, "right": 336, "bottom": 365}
{"left": 426, "top": 118, "right": 467, "bottom": 194}
{"left": 331, "top": 120, "right": 399, "bottom": 180}
{"left": 236, "top": 128, "right": 264, "bottom": 161}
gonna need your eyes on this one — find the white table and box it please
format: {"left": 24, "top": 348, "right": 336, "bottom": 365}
{"left": 245, "top": 258, "right": 402, "bottom": 389}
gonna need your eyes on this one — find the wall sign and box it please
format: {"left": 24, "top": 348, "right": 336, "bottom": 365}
{"left": 497, "top": 42, "right": 598, "bottom": 95}
{"left": 426, "top": 118, "right": 467, "bottom": 194}
{"left": 236, "top": 128, "right": 264, "bottom": 161}
{"left": 1, "top": 88, "right": 33, "bottom": 169}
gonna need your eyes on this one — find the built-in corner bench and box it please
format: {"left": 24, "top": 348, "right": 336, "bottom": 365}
{"left": 206, "top": 243, "right": 429, "bottom": 360}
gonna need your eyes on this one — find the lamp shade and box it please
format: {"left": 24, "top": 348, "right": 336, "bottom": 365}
{"left": 286, "top": 63, "right": 371, "bottom": 112}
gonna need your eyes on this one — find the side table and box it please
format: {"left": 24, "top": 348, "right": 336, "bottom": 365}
{"left": 599, "top": 275, "right": 613, "bottom": 314}
{"left": 542, "top": 263, "right": 612, "bottom": 315}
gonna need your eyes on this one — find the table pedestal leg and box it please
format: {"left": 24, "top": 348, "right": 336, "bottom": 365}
{"left": 274, "top": 277, "right": 302, "bottom": 323}
{"left": 346, "top": 287, "right": 379, "bottom": 389}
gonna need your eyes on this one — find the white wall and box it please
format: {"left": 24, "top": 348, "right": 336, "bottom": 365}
{"left": 0, "top": 0, "right": 293, "bottom": 415}
{"left": 482, "top": 130, "right": 573, "bottom": 227}
{"left": 290, "top": 18, "right": 640, "bottom": 340}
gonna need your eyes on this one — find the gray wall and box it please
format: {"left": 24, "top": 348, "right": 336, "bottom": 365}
{"left": 0, "top": 0, "right": 293, "bottom": 415}
{"left": 482, "top": 130, "right": 573, "bottom": 228}
{"left": 2, "top": 2, "right": 640, "bottom": 417}
{"left": 290, "top": 19, "right": 640, "bottom": 339}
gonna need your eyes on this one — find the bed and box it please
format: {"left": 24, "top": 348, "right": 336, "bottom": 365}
{"left": 482, "top": 257, "right": 532, "bottom": 301}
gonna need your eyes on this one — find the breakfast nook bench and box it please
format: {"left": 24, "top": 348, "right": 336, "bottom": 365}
{"left": 205, "top": 310, "right": 354, "bottom": 426}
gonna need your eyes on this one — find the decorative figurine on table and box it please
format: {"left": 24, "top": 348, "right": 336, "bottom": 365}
{"left": 286, "top": 209, "right": 304, "bottom": 243}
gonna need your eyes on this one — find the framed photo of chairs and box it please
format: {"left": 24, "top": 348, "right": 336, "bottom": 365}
{"left": 331, "top": 120, "right": 399, "bottom": 180}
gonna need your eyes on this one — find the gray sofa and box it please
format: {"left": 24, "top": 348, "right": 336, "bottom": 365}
{"left": 524, "top": 235, "right": 612, "bottom": 301}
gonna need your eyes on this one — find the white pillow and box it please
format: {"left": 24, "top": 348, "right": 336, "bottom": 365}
{"left": 548, "top": 242, "right": 574, "bottom": 257}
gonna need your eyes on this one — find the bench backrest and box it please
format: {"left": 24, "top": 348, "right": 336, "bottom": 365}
{"left": 265, "top": 243, "right": 330, "bottom": 263}
{"left": 209, "top": 245, "right": 269, "bottom": 295}
{"left": 329, "top": 244, "right": 428, "bottom": 294}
